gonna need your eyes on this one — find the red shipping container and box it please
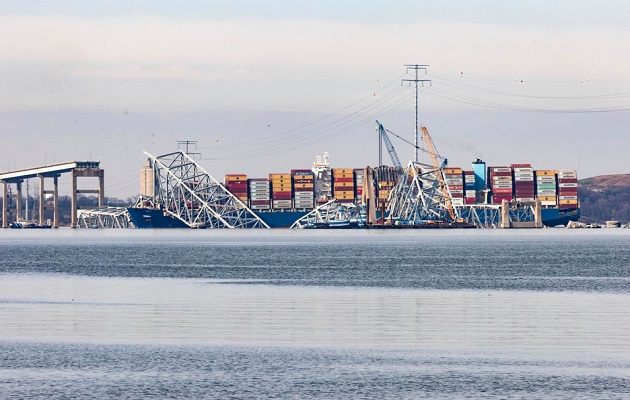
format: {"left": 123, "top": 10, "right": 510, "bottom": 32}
{"left": 558, "top": 178, "right": 578, "bottom": 184}
{"left": 250, "top": 200, "right": 270, "bottom": 205}
{"left": 333, "top": 177, "right": 354, "bottom": 183}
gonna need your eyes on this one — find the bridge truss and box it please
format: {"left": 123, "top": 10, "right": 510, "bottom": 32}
{"left": 385, "top": 161, "right": 460, "bottom": 224}
{"left": 291, "top": 200, "right": 364, "bottom": 229}
{"left": 77, "top": 207, "right": 135, "bottom": 229}
{"left": 145, "top": 151, "right": 269, "bottom": 229}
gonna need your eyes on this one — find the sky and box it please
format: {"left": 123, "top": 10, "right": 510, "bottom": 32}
{"left": 1, "top": 1, "right": 629, "bottom": 199}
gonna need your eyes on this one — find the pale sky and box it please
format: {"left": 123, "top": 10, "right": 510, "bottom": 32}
{"left": 1, "top": 1, "right": 629, "bottom": 198}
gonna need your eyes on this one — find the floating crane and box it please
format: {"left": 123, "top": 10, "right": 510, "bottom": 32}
{"left": 376, "top": 120, "right": 403, "bottom": 172}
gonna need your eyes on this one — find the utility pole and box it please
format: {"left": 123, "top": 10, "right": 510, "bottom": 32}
{"left": 177, "top": 140, "right": 200, "bottom": 159}
{"left": 402, "top": 65, "right": 431, "bottom": 163}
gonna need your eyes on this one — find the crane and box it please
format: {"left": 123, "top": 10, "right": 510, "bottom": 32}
{"left": 419, "top": 126, "right": 457, "bottom": 221}
{"left": 376, "top": 120, "right": 402, "bottom": 172}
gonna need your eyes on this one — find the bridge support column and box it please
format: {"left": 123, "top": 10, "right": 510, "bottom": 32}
{"left": 15, "top": 181, "right": 22, "bottom": 223}
{"left": 1, "top": 181, "right": 6, "bottom": 228}
{"left": 38, "top": 175, "right": 45, "bottom": 226}
{"left": 98, "top": 169, "right": 105, "bottom": 207}
{"left": 53, "top": 175, "right": 59, "bottom": 228}
{"left": 71, "top": 169, "right": 77, "bottom": 228}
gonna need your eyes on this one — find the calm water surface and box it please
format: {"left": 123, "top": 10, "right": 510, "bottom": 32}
{"left": 1, "top": 229, "right": 629, "bottom": 399}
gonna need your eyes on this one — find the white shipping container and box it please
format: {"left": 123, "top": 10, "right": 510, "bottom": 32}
{"left": 491, "top": 167, "right": 511, "bottom": 173}
{"left": 451, "top": 198, "right": 465, "bottom": 206}
{"left": 250, "top": 207, "right": 271, "bottom": 211}
{"left": 541, "top": 201, "right": 558, "bottom": 206}
{"left": 514, "top": 172, "right": 534, "bottom": 178}
{"left": 536, "top": 189, "right": 557, "bottom": 195}
{"left": 515, "top": 197, "right": 536, "bottom": 202}
{"left": 465, "top": 192, "right": 476, "bottom": 198}
{"left": 513, "top": 167, "right": 534, "bottom": 173}
{"left": 559, "top": 195, "right": 578, "bottom": 200}
{"left": 558, "top": 183, "right": 578, "bottom": 188}
{"left": 493, "top": 176, "right": 512, "bottom": 182}
{"left": 493, "top": 184, "right": 513, "bottom": 189}
{"left": 514, "top": 177, "right": 534, "bottom": 182}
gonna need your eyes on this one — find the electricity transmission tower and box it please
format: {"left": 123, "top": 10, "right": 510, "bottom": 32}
{"left": 402, "top": 65, "right": 431, "bottom": 162}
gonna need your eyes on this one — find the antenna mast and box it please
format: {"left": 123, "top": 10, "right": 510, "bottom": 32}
{"left": 402, "top": 65, "right": 431, "bottom": 163}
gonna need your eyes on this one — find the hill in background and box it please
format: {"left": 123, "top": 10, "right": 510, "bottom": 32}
{"left": 579, "top": 174, "right": 630, "bottom": 224}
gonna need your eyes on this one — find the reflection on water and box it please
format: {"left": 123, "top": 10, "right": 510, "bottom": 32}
{"left": 1, "top": 230, "right": 630, "bottom": 398}
{"left": 1, "top": 274, "right": 629, "bottom": 358}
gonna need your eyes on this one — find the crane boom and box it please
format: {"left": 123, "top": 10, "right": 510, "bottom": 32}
{"left": 376, "top": 121, "right": 402, "bottom": 171}
{"left": 420, "top": 126, "right": 456, "bottom": 221}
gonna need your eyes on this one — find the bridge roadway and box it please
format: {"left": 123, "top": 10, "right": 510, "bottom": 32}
{"left": 0, "top": 161, "right": 104, "bottom": 228}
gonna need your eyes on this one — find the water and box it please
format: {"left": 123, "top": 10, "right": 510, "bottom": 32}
{"left": 1, "top": 229, "right": 630, "bottom": 399}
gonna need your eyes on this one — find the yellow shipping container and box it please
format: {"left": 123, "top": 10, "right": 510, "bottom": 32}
{"left": 269, "top": 174, "right": 291, "bottom": 179}
{"left": 294, "top": 183, "right": 314, "bottom": 189}
{"left": 535, "top": 170, "right": 555, "bottom": 176}
{"left": 292, "top": 174, "right": 313, "bottom": 179}
{"left": 444, "top": 168, "right": 463, "bottom": 174}
{"left": 537, "top": 196, "right": 557, "bottom": 202}
{"left": 559, "top": 199, "right": 579, "bottom": 205}
{"left": 334, "top": 181, "right": 355, "bottom": 187}
{"left": 225, "top": 174, "right": 247, "bottom": 181}
{"left": 332, "top": 168, "right": 353, "bottom": 173}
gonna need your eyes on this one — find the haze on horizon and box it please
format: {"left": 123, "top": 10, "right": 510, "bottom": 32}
{"left": 1, "top": 1, "right": 629, "bottom": 199}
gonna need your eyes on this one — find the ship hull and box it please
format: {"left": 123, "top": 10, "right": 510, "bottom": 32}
{"left": 127, "top": 206, "right": 580, "bottom": 229}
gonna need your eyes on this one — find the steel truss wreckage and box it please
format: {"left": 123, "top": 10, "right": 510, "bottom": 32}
{"left": 290, "top": 200, "right": 364, "bottom": 229}
{"left": 144, "top": 150, "right": 269, "bottom": 229}
{"left": 385, "top": 160, "right": 458, "bottom": 225}
{"left": 77, "top": 207, "right": 135, "bottom": 229}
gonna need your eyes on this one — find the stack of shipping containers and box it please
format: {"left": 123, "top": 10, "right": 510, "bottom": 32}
{"left": 270, "top": 173, "right": 292, "bottom": 210}
{"left": 535, "top": 170, "right": 558, "bottom": 206}
{"left": 464, "top": 171, "right": 476, "bottom": 205}
{"left": 444, "top": 168, "right": 464, "bottom": 206}
{"left": 512, "top": 164, "right": 535, "bottom": 202}
{"left": 557, "top": 169, "right": 578, "bottom": 209}
{"left": 224, "top": 174, "right": 248, "bottom": 203}
{"left": 248, "top": 178, "right": 271, "bottom": 210}
{"left": 375, "top": 167, "right": 396, "bottom": 208}
{"left": 354, "top": 168, "right": 364, "bottom": 203}
{"left": 489, "top": 167, "right": 513, "bottom": 204}
{"left": 292, "top": 169, "right": 315, "bottom": 210}
{"left": 332, "top": 168, "right": 355, "bottom": 203}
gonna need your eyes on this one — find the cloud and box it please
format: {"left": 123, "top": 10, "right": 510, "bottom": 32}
{"left": 0, "top": 15, "right": 628, "bottom": 113}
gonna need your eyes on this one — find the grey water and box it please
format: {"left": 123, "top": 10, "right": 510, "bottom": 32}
{"left": 1, "top": 229, "right": 630, "bottom": 399}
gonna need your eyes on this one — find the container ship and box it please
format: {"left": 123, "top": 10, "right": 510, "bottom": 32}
{"left": 127, "top": 153, "right": 580, "bottom": 228}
